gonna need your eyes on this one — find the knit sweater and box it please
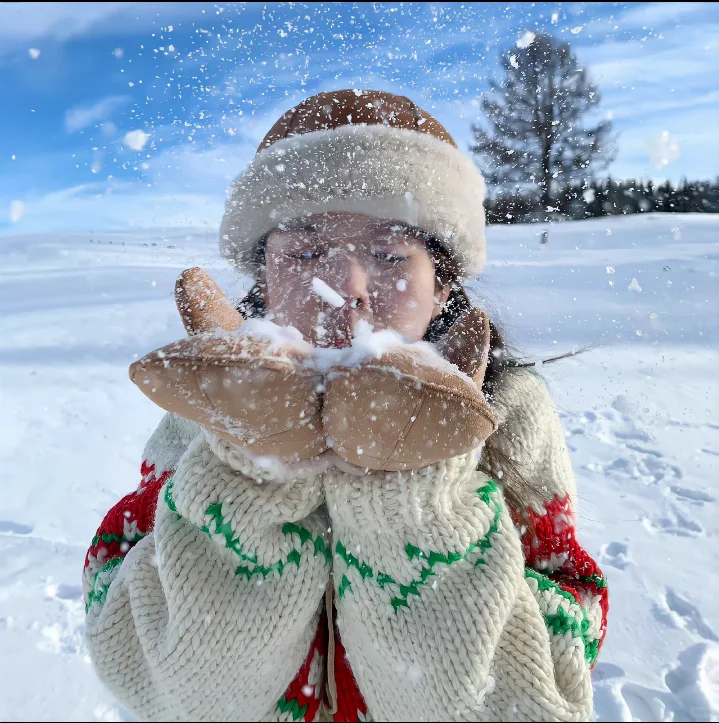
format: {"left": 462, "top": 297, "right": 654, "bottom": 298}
{"left": 83, "top": 368, "right": 607, "bottom": 722}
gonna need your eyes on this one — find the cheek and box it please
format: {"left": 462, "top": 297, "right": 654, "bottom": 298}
{"left": 265, "top": 261, "right": 312, "bottom": 311}
{"left": 371, "top": 263, "right": 437, "bottom": 334}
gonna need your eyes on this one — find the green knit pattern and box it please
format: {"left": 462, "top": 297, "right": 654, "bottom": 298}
{"left": 90, "top": 530, "right": 146, "bottom": 548}
{"left": 201, "top": 502, "right": 331, "bottom": 580}
{"left": 85, "top": 556, "right": 124, "bottom": 613}
{"left": 578, "top": 572, "right": 608, "bottom": 590}
{"left": 335, "top": 480, "right": 503, "bottom": 611}
{"left": 277, "top": 695, "right": 308, "bottom": 721}
{"left": 88, "top": 479, "right": 330, "bottom": 614}
{"left": 163, "top": 478, "right": 331, "bottom": 580}
{"left": 524, "top": 567, "right": 599, "bottom": 665}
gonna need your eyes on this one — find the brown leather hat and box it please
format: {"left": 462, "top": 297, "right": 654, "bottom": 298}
{"left": 257, "top": 89, "right": 457, "bottom": 151}
{"left": 220, "top": 89, "right": 486, "bottom": 280}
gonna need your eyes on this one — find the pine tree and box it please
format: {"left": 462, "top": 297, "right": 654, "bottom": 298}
{"left": 471, "top": 33, "right": 616, "bottom": 213}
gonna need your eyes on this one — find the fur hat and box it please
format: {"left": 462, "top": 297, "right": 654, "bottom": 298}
{"left": 220, "top": 89, "right": 486, "bottom": 281}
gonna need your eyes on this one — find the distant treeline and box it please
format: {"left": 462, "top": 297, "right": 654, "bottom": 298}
{"left": 485, "top": 177, "right": 719, "bottom": 225}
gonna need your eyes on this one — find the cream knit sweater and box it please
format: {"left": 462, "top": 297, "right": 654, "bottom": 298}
{"left": 83, "top": 368, "right": 607, "bottom": 722}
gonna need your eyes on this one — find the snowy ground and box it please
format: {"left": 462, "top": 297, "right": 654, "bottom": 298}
{"left": 0, "top": 213, "right": 717, "bottom": 722}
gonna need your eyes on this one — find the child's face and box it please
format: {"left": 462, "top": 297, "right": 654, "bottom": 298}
{"left": 262, "top": 212, "right": 450, "bottom": 347}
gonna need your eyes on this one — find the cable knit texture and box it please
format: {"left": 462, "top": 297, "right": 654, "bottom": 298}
{"left": 85, "top": 424, "right": 331, "bottom": 721}
{"left": 483, "top": 368, "right": 577, "bottom": 514}
{"left": 84, "top": 368, "right": 606, "bottom": 722}
{"left": 324, "top": 455, "right": 592, "bottom": 721}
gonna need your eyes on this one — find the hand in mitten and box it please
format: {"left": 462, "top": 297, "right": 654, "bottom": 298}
{"left": 129, "top": 267, "right": 327, "bottom": 460}
{"left": 323, "top": 307, "right": 499, "bottom": 470}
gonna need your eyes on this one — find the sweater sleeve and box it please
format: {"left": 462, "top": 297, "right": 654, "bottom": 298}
{"left": 482, "top": 368, "right": 608, "bottom": 663}
{"left": 83, "top": 418, "right": 331, "bottom": 722}
{"left": 83, "top": 413, "right": 200, "bottom": 596}
{"left": 324, "top": 454, "right": 597, "bottom": 722}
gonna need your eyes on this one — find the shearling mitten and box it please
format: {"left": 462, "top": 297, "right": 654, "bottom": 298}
{"left": 130, "top": 267, "right": 327, "bottom": 461}
{"left": 323, "top": 307, "right": 498, "bottom": 470}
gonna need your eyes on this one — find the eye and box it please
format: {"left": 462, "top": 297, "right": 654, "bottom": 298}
{"left": 289, "top": 250, "right": 323, "bottom": 260}
{"left": 372, "top": 251, "right": 409, "bottom": 263}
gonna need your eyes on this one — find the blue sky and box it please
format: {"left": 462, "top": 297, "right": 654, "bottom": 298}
{"left": 1, "top": 1, "right": 717, "bottom": 234}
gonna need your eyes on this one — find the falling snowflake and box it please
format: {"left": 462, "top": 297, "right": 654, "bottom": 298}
{"left": 123, "top": 130, "right": 150, "bottom": 151}
{"left": 646, "top": 131, "right": 680, "bottom": 169}
{"left": 516, "top": 31, "right": 535, "bottom": 48}
{"left": 10, "top": 200, "right": 24, "bottom": 222}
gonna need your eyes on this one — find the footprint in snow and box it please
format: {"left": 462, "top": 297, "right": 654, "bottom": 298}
{"left": 653, "top": 588, "right": 719, "bottom": 642}
{"left": 616, "top": 644, "right": 719, "bottom": 723}
{"left": 644, "top": 504, "right": 704, "bottom": 538}
{"left": 670, "top": 485, "right": 715, "bottom": 506}
{"left": 664, "top": 643, "right": 719, "bottom": 721}
{"left": 0, "top": 520, "right": 34, "bottom": 535}
{"left": 599, "top": 540, "right": 632, "bottom": 570}
{"left": 46, "top": 582, "right": 83, "bottom": 602}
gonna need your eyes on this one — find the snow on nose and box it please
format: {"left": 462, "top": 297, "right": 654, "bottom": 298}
{"left": 310, "top": 277, "right": 346, "bottom": 308}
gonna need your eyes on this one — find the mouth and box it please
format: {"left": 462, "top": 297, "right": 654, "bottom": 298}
{"left": 317, "top": 334, "right": 353, "bottom": 349}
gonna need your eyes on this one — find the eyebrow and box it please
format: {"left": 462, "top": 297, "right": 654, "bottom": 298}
{"left": 370, "top": 221, "right": 430, "bottom": 245}
{"left": 276, "top": 217, "right": 316, "bottom": 232}
{"left": 372, "top": 220, "right": 411, "bottom": 233}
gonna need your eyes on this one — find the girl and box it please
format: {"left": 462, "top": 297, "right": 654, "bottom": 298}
{"left": 83, "top": 90, "right": 608, "bottom": 722}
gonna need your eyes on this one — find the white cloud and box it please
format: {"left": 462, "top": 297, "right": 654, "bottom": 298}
{"left": 0, "top": 181, "right": 223, "bottom": 235}
{"left": 617, "top": 2, "right": 709, "bottom": 30}
{"left": 141, "top": 139, "right": 257, "bottom": 189}
{"left": 578, "top": 17, "right": 719, "bottom": 92}
{"left": 573, "top": 2, "right": 711, "bottom": 37}
{"left": 587, "top": 46, "right": 714, "bottom": 87}
{"left": 0, "top": 138, "right": 257, "bottom": 234}
{"left": 65, "top": 96, "right": 129, "bottom": 133}
{"left": 603, "top": 89, "right": 719, "bottom": 123}
{"left": 609, "top": 105, "right": 719, "bottom": 181}
{"left": 123, "top": 130, "right": 150, "bottom": 151}
{"left": 0, "top": 3, "right": 133, "bottom": 42}
{"left": 28, "top": 48, "right": 41, "bottom": 59}
{"left": 0, "top": 2, "right": 211, "bottom": 59}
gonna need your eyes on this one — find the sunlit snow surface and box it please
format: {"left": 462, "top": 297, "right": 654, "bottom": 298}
{"left": 0, "top": 214, "right": 717, "bottom": 721}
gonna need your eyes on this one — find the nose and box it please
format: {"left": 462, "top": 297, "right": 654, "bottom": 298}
{"left": 321, "top": 248, "right": 371, "bottom": 313}
{"left": 313, "top": 250, "right": 372, "bottom": 348}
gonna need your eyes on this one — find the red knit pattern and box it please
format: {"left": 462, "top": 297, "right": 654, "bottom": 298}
{"left": 280, "top": 612, "right": 369, "bottom": 722}
{"left": 513, "top": 493, "right": 609, "bottom": 654}
{"left": 84, "top": 461, "right": 172, "bottom": 571}
{"left": 280, "top": 614, "right": 328, "bottom": 722}
{"left": 332, "top": 621, "right": 369, "bottom": 723}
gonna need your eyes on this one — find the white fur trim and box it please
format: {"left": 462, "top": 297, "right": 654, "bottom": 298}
{"left": 220, "top": 124, "right": 486, "bottom": 281}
